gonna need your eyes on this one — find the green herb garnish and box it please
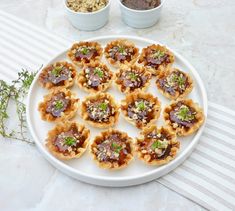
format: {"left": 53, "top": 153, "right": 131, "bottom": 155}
{"left": 0, "top": 68, "right": 39, "bottom": 145}
{"left": 170, "top": 73, "right": 185, "bottom": 88}
{"left": 80, "top": 47, "right": 89, "bottom": 55}
{"left": 54, "top": 100, "right": 64, "bottom": 110}
{"left": 94, "top": 67, "right": 104, "bottom": 78}
{"left": 118, "top": 46, "right": 125, "bottom": 54}
{"left": 177, "top": 75, "right": 185, "bottom": 87}
{"left": 151, "top": 140, "right": 167, "bottom": 150}
{"left": 111, "top": 142, "right": 122, "bottom": 153}
{"left": 64, "top": 136, "right": 76, "bottom": 146}
{"left": 153, "top": 50, "right": 165, "bottom": 59}
{"left": 99, "top": 102, "right": 108, "bottom": 111}
{"left": 137, "top": 101, "right": 145, "bottom": 111}
{"left": 128, "top": 72, "right": 137, "bottom": 80}
{"left": 51, "top": 66, "right": 62, "bottom": 77}
{"left": 176, "top": 105, "right": 195, "bottom": 121}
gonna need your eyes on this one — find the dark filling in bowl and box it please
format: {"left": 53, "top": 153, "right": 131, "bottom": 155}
{"left": 122, "top": 0, "right": 161, "bottom": 10}
{"left": 95, "top": 133, "right": 131, "bottom": 165}
{"left": 46, "top": 92, "right": 70, "bottom": 117}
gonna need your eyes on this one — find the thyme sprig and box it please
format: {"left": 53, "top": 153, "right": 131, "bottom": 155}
{"left": 0, "top": 69, "right": 39, "bottom": 144}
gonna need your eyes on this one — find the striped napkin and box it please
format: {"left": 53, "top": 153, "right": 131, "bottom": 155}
{"left": 0, "top": 11, "right": 234, "bottom": 211}
{"left": 158, "top": 103, "right": 235, "bottom": 210}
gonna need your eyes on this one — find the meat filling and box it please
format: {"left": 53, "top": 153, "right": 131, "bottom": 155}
{"left": 95, "top": 133, "right": 131, "bottom": 165}
{"left": 46, "top": 92, "right": 70, "bottom": 117}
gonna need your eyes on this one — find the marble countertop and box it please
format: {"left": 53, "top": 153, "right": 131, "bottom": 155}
{"left": 0, "top": 0, "right": 234, "bottom": 210}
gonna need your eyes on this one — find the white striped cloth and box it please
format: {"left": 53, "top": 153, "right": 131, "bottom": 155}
{"left": 0, "top": 10, "right": 234, "bottom": 211}
{"left": 158, "top": 103, "right": 235, "bottom": 210}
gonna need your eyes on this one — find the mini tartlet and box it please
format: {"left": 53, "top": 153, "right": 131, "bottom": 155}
{"left": 90, "top": 129, "right": 134, "bottom": 170}
{"left": 67, "top": 41, "right": 103, "bottom": 67}
{"left": 104, "top": 39, "right": 139, "bottom": 67}
{"left": 138, "top": 44, "right": 175, "bottom": 75}
{"left": 156, "top": 68, "right": 194, "bottom": 100}
{"left": 77, "top": 61, "right": 114, "bottom": 93}
{"left": 38, "top": 88, "right": 79, "bottom": 122}
{"left": 38, "top": 61, "right": 77, "bottom": 89}
{"left": 115, "top": 64, "right": 152, "bottom": 93}
{"left": 121, "top": 92, "right": 161, "bottom": 129}
{"left": 81, "top": 92, "right": 119, "bottom": 128}
{"left": 46, "top": 122, "right": 90, "bottom": 160}
{"left": 163, "top": 99, "right": 205, "bottom": 136}
{"left": 135, "top": 125, "right": 180, "bottom": 165}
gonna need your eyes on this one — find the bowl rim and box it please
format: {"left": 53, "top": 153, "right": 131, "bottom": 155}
{"left": 118, "top": 0, "right": 166, "bottom": 13}
{"left": 64, "top": 0, "right": 111, "bottom": 15}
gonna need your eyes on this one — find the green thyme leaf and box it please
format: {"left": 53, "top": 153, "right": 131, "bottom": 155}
{"left": 118, "top": 46, "right": 125, "bottom": 54}
{"left": 176, "top": 74, "right": 185, "bottom": 88}
{"left": 153, "top": 50, "right": 165, "bottom": 59}
{"left": 0, "top": 68, "right": 39, "bottom": 145}
{"left": 151, "top": 141, "right": 161, "bottom": 150}
{"left": 176, "top": 105, "right": 195, "bottom": 121}
{"left": 94, "top": 67, "right": 104, "bottom": 78}
{"left": 137, "top": 101, "right": 145, "bottom": 111}
{"left": 151, "top": 140, "right": 167, "bottom": 150}
{"left": 129, "top": 72, "right": 137, "bottom": 80}
{"left": 111, "top": 142, "right": 122, "bottom": 153}
{"left": 51, "top": 66, "right": 62, "bottom": 77}
{"left": 64, "top": 136, "right": 76, "bottom": 146}
{"left": 99, "top": 102, "right": 108, "bottom": 111}
{"left": 54, "top": 100, "right": 64, "bottom": 110}
{"left": 81, "top": 47, "right": 89, "bottom": 55}
{"left": 171, "top": 73, "right": 185, "bottom": 87}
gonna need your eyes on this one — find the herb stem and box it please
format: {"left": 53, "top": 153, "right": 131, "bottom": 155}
{"left": 0, "top": 68, "right": 39, "bottom": 145}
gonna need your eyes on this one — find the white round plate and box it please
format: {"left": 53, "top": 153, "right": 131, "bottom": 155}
{"left": 27, "top": 35, "right": 207, "bottom": 187}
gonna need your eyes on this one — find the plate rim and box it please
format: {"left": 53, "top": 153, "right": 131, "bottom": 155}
{"left": 26, "top": 35, "right": 208, "bottom": 186}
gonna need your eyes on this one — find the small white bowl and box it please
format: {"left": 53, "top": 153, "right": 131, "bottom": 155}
{"left": 119, "top": 0, "right": 165, "bottom": 29}
{"left": 64, "top": 0, "right": 110, "bottom": 31}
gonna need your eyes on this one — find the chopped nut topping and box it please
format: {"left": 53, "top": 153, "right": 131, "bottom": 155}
{"left": 54, "top": 125, "right": 85, "bottom": 155}
{"left": 115, "top": 65, "right": 151, "bottom": 93}
{"left": 169, "top": 103, "right": 197, "bottom": 128}
{"left": 121, "top": 71, "right": 145, "bottom": 89}
{"left": 46, "top": 92, "right": 70, "bottom": 117}
{"left": 138, "top": 44, "right": 174, "bottom": 74}
{"left": 147, "top": 49, "right": 170, "bottom": 68}
{"left": 140, "top": 130, "right": 171, "bottom": 159}
{"left": 158, "top": 70, "right": 189, "bottom": 96}
{"left": 68, "top": 42, "right": 102, "bottom": 67}
{"left": 84, "top": 66, "right": 110, "bottom": 89}
{"left": 108, "top": 45, "right": 134, "bottom": 62}
{"left": 86, "top": 99, "right": 114, "bottom": 122}
{"left": 66, "top": 0, "right": 108, "bottom": 13}
{"left": 74, "top": 46, "right": 98, "bottom": 61}
{"left": 95, "top": 133, "right": 131, "bottom": 165}
{"left": 127, "top": 99, "right": 154, "bottom": 123}
{"left": 167, "top": 73, "right": 186, "bottom": 90}
{"left": 152, "top": 50, "right": 165, "bottom": 59}
{"left": 42, "top": 64, "right": 72, "bottom": 85}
